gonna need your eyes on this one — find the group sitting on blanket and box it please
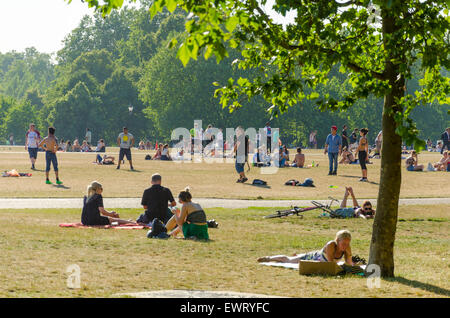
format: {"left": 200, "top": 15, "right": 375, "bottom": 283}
{"left": 136, "top": 173, "right": 209, "bottom": 240}
{"left": 257, "top": 230, "right": 355, "bottom": 265}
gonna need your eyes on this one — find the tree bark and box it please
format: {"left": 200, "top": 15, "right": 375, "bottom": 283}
{"left": 368, "top": 9, "right": 404, "bottom": 278}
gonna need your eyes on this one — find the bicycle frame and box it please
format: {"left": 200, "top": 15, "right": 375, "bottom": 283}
{"left": 264, "top": 197, "right": 340, "bottom": 219}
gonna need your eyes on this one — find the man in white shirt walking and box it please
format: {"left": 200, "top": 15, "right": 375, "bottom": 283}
{"left": 25, "top": 123, "right": 41, "bottom": 170}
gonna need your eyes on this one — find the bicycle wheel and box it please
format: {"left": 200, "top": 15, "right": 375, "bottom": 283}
{"left": 264, "top": 210, "right": 292, "bottom": 219}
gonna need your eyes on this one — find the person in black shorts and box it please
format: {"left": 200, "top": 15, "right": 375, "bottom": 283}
{"left": 341, "top": 125, "right": 349, "bottom": 150}
{"left": 357, "top": 128, "right": 369, "bottom": 182}
{"left": 81, "top": 181, "right": 137, "bottom": 226}
{"left": 137, "top": 173, "right": 177, "bottom": 224}
{"left": 117, "top": 127, "right": 135, "bottom": 170}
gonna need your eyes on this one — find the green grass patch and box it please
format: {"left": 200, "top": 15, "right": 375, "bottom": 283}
{"left": 0, "top": 204, "right": 448, "bottom": 297}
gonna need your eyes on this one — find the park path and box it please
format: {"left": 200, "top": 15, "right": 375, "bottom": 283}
{"left": 0, "top": 197, "right": 449, "bottom": 209}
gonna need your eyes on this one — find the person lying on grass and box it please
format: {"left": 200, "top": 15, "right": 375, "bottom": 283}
{"left": 81, "top": 181, "right": 137, "bottom": 226}
{"left": 334, "top": 186, "right": 375, "bottom": 219}
{"left": 257, "top": 230, "right": 354, "bottom": 265}
{"left": 94, "top": 154, "right": 115, "bottom": 165}
{"left": 165, "top": 187, "right": 209, "bottom": 240}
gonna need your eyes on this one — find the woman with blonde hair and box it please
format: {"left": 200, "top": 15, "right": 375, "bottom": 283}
{"left": 81, "top": 181, "right": 137, "bottom": 226}
{"left": 165, "top": 187, "right": 209, "bottom": 240}
{"left": 257, "top": 230, "right": 354, "bottom": 265}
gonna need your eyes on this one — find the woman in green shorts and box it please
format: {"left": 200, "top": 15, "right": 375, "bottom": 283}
{"left": 257, "top": 230, "right": 354, "bottom": 265}
{"left": 166, "top": 188, "right": 209, "bottom": 240}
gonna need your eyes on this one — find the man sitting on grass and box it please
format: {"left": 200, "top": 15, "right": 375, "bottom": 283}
{"left": 137, "top": 173, "right": 176, "bottom": 224}
{"left": 290, "top": 147, "right": 305, "bottom": 168}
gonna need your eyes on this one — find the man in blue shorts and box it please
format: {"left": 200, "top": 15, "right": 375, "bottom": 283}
{"left": 38, "top": 127, "right": 62, "bottom": 185}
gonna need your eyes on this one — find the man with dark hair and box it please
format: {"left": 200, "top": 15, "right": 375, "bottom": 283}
{"left": 341, "top": 125, "right": 349, "bottom": 150}
{"left": 117, "top": 127, "right": 135, "bottom": 170}
{"left": 38, "top": 127, "right": 62, "bottom": 185}
{"left": 291, "top": 147, "right": 305, "bottom": 168}
{"left": 137, "top": 173, "right": 176, "bottom": 224}
{"left": 25, "top": 123, "right": 41, "bottom": 170}
{"left": 324, "top": 125, "right": 342, "bottom": 175}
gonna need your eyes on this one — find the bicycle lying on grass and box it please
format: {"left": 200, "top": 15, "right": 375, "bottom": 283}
{"left": 264, "top": 197, "right": 340, "bottom": 219}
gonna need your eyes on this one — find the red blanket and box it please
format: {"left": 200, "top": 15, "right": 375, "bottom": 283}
{"left": 59, "top": 222, "right": 149, "bottom": 230}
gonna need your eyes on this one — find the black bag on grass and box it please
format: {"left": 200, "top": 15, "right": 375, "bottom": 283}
{"left": 147, "top": 218, "right": 168, "bottom": 238}
{"left": 252, "top": 179, "right": 267, "bottom": 186}
{"left": 285, "top": 179, "right": 300, "bottom": 186}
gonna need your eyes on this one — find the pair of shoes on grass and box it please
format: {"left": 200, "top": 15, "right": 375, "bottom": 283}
{"left": 46, "top": 179, "right": 63, "bottom": 185}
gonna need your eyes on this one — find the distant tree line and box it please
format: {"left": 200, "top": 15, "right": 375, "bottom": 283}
{"left": 0, "top": 5, "right": 447, "bottom": 146}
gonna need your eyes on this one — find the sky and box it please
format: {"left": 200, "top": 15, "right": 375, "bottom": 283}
{"left": 0, "top": 0, "right": 96, "bottom": 54}
{"left": 0, "top": 0, "right": 295, "bottom": 55}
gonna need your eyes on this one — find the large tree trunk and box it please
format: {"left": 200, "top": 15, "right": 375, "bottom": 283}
{"left": 368, "top": 10, "right": 404, "bottom": 278}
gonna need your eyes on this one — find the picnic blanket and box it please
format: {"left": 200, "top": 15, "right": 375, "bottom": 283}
{"left": 260, "top": 261, "right": 366, "bottom": 275}
{"left": 59, "top": 222, "right": 149, "bottom": 230}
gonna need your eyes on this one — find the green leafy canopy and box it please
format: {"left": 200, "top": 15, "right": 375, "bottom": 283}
{"left": 71, "top": 0, "right": 449, "bottom": 151}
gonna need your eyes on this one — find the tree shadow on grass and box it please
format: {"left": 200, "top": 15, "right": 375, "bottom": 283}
{"left": 387, "top": 276, "right": 450, "bottom": 297}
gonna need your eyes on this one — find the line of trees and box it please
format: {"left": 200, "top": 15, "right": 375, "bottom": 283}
{"left": 0, "top": 5, "right": 447, "bottom": 147}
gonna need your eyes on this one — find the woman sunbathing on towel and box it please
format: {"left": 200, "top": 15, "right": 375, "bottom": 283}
{"left": 81, "top": 181, "right": 137, "bottom": 226}
{"left": 257, "top": 230, "right": 354, "bottom": 265}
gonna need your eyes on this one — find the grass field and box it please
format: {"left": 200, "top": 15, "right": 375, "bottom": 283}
{"left": 1, "top": 146, "right": 448, "bottom": 298}
{"left": 0, "top": 205, "right": 448, "bottom": 298}
{"left": 0, "top": 146, "right": 448, "bottom": 199}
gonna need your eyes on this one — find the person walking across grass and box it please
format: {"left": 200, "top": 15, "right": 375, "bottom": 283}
{"left": 25, "top": 123, "right": 41, "bottom": 170}
{"left": 38, "top": 127, "right": 62, "bottom": 185}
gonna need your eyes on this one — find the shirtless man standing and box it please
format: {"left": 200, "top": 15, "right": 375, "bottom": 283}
{"left": 38, "top": 127, "right": 63, "bottom": 185}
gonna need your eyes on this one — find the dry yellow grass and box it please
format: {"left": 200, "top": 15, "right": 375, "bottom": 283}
{"left": 0, "top": 205, "right": 448, "bottom": 298}
{"left": 0, "top": 147, "right": 447, "bottom": 199}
